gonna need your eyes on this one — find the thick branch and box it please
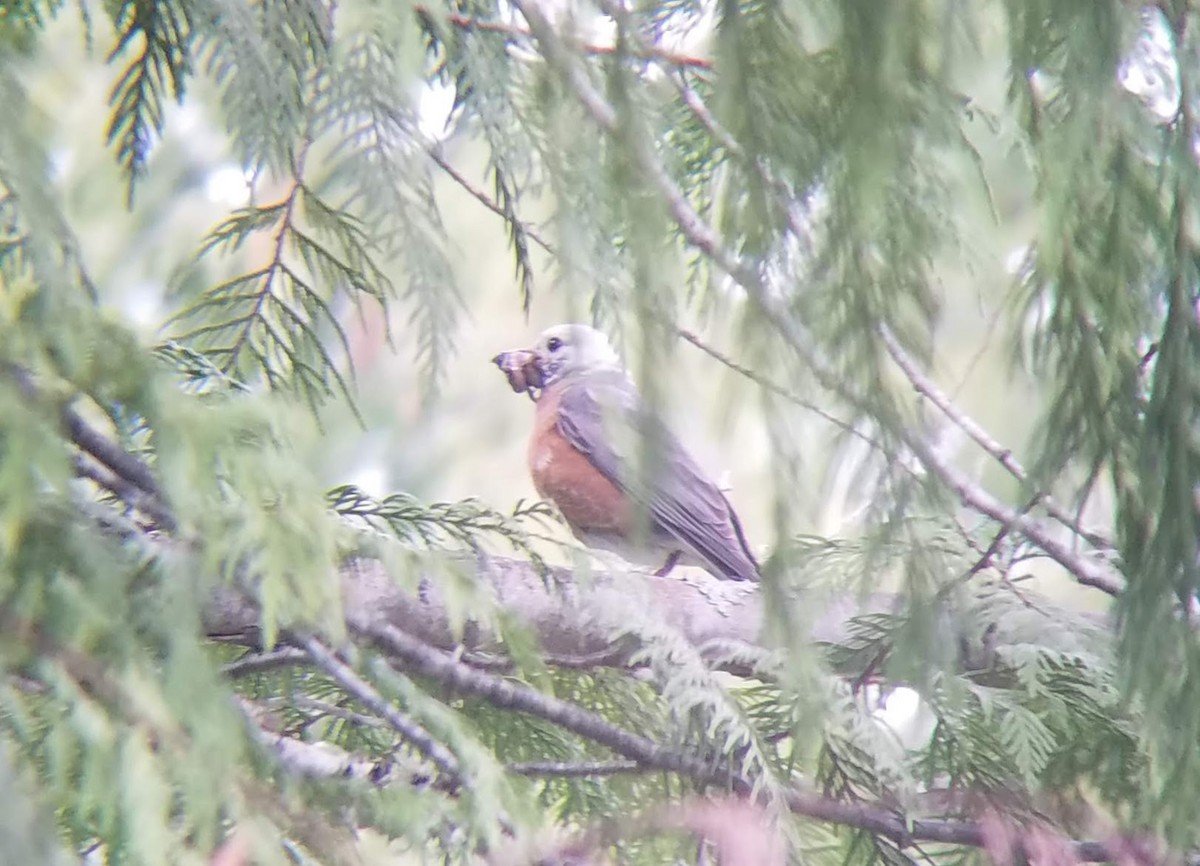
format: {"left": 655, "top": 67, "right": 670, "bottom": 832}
{"left": 202, "top": 555, "right": 932, "bottom": 673}
{"left": 340, "top": 602, "right": 1153, "bottom": 864}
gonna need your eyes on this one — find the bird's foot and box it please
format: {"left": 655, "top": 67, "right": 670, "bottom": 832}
{"left": 653, "top": 550, "right": 683, "bottom": 577}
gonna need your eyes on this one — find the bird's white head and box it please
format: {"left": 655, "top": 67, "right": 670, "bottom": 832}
{"left": 532, "top": 323, "right": 620, "bottom": 387}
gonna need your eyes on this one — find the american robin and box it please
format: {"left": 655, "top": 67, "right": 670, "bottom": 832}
{"left": 493, "top": 324, "right": 760, "bottom": 582}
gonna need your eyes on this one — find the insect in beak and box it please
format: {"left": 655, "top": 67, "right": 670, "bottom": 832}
{"left": 492, "top": 349, "right": 544, "bottom": 401}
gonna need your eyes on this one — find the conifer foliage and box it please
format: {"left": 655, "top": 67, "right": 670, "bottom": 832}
{"left": 0, "top": 0, "right": 1196, "bottom": 864}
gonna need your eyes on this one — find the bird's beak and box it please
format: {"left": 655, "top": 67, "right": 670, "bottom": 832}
{"left": 492, "top": 348, "right": 544, "bottom": 400}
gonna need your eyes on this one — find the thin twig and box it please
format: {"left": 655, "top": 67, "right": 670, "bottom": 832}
{"left": 62, "top": 407, "right": 167, "bottom": 510}
{"left": 220, "top": 138, "right": 311, "bottom": 378}
{"left": 427, "top": 147, "right": 554, "bottom": 255}
{"left": 5, "top": 364, "right": 175, "bottom": 530}
{"left": 876, "top": 324, "right": 1113, "bottom": 552}
{"left": 894, "top": 420, "right": 1124, "bottom": 595}
{"left": 223, "top": 647, "right": 311, "bottom": 678}
{"left": 678, "top": 328, "right": 993, "bottom": 558}
{"left": 298, "top": 634, "right": 462, "bottom": 783}
{"left": 277, "top": 695, "right": 387, "bottom": 729}
{"left": 72, "top": 455, "right": 174, "bottom": 530}
{"left": 676, "top": 328, "right": 892, "bottom": 459}
{"left": 416, "top": 5, "right": 714, "bottom": 70}
{"left": 507, "top": 759, "right": 644, "bottom": 777}
{"left": 238, "top": 697, "right": 396, "bottom": 783}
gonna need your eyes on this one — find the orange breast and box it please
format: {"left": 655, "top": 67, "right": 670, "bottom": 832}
{"left": 528, "top": 383, "right": 630, "bottom": 533}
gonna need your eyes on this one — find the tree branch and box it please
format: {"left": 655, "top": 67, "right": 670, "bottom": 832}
{"left": 204, "top": 554, "right": 979, "bottom": 677}
{"left": 344, "top": 610, "right": 1158, "bottom": 864}
{"left": 676, "top": 328, "right": 888, "bottom": 456}
{"left": 273, "top": 695, "right": 387, "bottom": 730}
{"left": 6, "top": 365, "right": 175, "bottom": 531}
{"left": 222, "top": 647, "right": 311, "bottom": 678}
{"left": 239, "top": 698, "right": 397, "bottom": 783}
{"left": 242, "top": 703, "right": 1172, "bottom": 866}
{"left": 4, "top": 364, "right": 176, "bottom": 532}
{"left": 507, "top": 759, "right": 643, "bottom": 778}
{"left": 636, "top": 44, "right": 1116, "bottom": 567}
{"left": 876, "top": 323, "right": 1114, "bottom": 553}
{"left": 349, "top": 616, "right": 731, "bottom": 783}
{"left": 25, "top": 377, "right": 1098, "bottom": 685}
{"left": 245, "top": 709, "right": 648, "bottom": 783}
{"left": 416, "top": 5, "right": 714, "bottom": 70}
{"left": 427, "top": 146, "right": 554, "bottom": 256}
{"left": 71, "top": 455, "right": 175, "bottom": 530}
{"left": 297, "top": 635, "right": 462, "bottom": 784}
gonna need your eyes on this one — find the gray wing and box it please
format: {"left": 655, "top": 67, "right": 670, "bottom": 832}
{"left": 557, "top": 372, "right": 760, "bottom": 582}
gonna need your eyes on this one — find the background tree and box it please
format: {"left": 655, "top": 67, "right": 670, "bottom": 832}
{"left": 0, "top": 0, "right": 1191, "bottom": 864}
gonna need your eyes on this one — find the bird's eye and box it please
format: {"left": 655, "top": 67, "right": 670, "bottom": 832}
{"left": 546, "top": 337, "right": 563, "bottom": 352}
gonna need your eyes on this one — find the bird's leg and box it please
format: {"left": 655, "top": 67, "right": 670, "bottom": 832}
{"left": 654, "top": 550, "right": 683, "bottom": 577}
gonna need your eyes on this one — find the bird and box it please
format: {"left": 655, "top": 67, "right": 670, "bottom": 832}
{"left": 492, "top": 323, "right": 760, "bottom": 582}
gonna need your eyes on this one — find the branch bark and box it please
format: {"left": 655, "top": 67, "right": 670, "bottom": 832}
{"left": 271, "top": 587, "right": 1147, "bottom": 865}
{"left": 298, "top": 634, "right": 462, "bottom": 782}
{"left": 202, "top": 554, "right": 919, "bottom": 673}
{"left": 352, "top": 612, "right": 1176, "bottom": 865}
